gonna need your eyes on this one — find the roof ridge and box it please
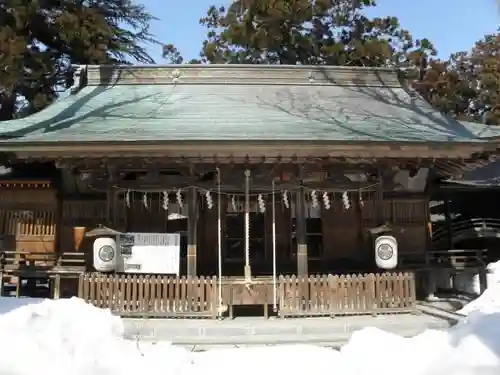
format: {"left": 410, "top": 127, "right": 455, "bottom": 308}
{"left": 70, "top": 65, "right": 88, "bottom": 93}
{"left": 81, "top": 64, "right": 402, "bottom": 88}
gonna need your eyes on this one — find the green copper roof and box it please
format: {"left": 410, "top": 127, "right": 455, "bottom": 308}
{"left": 0, "top": 64, "right": 498, "bottom": 143}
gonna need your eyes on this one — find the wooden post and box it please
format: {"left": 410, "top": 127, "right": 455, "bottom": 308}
{"left": 187, "top": 186, "right": 198, "bottom": 277}
{"left": 15, "top": 278, "right": 21, "bottom": 298}
{"left": 479, "top": 267, "right": 488, "bottom": 294}
{"left": 296, "top": 187, "right": 308, "bottom": 277}
{"left": 105, "top": 164, "right": 119, "bottom": 228}
{"left": 106, "top": 188, "right": 113, "bottom": 225}
{"left": 375, "top": 168, "right": 384, "bottom": 226}
{"left": 53, "top": 275, "right": 61, "bottom": 299}
{"left": 444, "top": 196, "right": 453, "bottom": 249}
{"left": 478, "top": 249, "right": 488, "bottom": 294}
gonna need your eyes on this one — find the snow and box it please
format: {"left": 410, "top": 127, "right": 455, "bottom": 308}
{"left": 2, "top": 264, "right": 500, "bottom": 375}
{"left": 459, "top": 261, "right": 500, "bottom": 315}
{"left": 457, "top": 261, "right": 500, "bottom": 296}
{"left": 0, "top": 297, "right": 191, "bottom": 375}
{"left": 0, "top": 296, "right": 43, "bottom": 315}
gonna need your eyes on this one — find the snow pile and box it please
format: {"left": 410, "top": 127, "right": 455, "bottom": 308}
{"left": 459, "top": 260, "right": 500, "bottom": 315}
{"left": 487, "top": 260, "right": 500, "bottom": 285}
{"left": 2, "top": 277, "right": 500, "bottom": 375}
{"left": 452, "top": 260, "right": 500, "bottom": 296}
{"left": 459, "top": 281, "right": 500, "bottom": 315}
{"left": 341, "top": 312, "right": 500, "bottom": 375}
{"left": 339, "top": 260, "right": 500, "bottom": 375}
{"left": 189, "top": 344, "right": 341, "bottom": 375}
{"left": 189, "top": 309, "right": 500, "bottom": 375}
{"left": 0, "top": 297, "right": 191, "bottom": 375}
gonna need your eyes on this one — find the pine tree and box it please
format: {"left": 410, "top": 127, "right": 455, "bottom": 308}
{"left": 194, "top": 1, "right": 500, "bottom": 125}
{"left": 197, "top": 0, "right": 435, "bottom": 66}
{"left": 0, "top": 0, "right": 158, "bottom": 120}
{"left": 471, "top": 33, "right": 500, "bottom": 124}
{"left": 415, "top": 32, "right": 500, "bottom": 124}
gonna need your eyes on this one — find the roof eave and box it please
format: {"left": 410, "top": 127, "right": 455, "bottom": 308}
{"left": 0, "top": 139, "right": 495, "bottom": 160}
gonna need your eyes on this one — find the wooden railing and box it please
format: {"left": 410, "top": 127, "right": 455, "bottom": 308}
{"left": 0, "top": 251, "right": 57, "bottom": 272}
{"left": 398, "top": 249, "right": 487, "bottom": 270}
{"left": 55, "top": 252, "right": 86, "bottom": 271}
{"left": 432, "top": 218, "right": 500, "bottom": 247}
{"left": 78, "top": 274, "right": 219, "bottom": 318}
{"left": 78, "top": 272, "right": 416, "bottom": 318}
{"left": 0, "top": 251, "right": 86, "bottom": 274}
{"left": 0, "top": 251, "right": 86, "bottom": 298}
{"left": 279, "top": 273, "right": 416, "bottom": 317}
{"left": 429, "top": 249, "right": 487, "bottom": 269}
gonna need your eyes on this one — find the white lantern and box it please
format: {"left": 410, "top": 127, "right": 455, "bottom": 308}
{"left": 93, "top": 237, "right": 117, "bottom": 272}
{"left": 374, "top": 235, "right": 398, "bottom": 269}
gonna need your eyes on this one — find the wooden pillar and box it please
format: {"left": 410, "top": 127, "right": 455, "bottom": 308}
{"left": 105, "top": 166, "right": 119, "bottom": 227}
{"left": 376, "top": 168, "right": 384, "bottom": 225}
{"left": 296, "top": 187, "right": 308, "bottom": 277}
{"left": 479, "top": 266, "right": 488, "bottom": 294}
{"left": 53, "top": 274, "right": 61, "bottom": 299}
{"left": 444, "top": 196, "right": 453, "bottom": 249}
{"left": 187, "top": 186, "right": 198, "bottom": 277}
{"left": 106, "top": 188, "right": 114, "bottom": 226}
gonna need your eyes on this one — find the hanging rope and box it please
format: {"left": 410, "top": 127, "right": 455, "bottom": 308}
{"left": 111, "top": 182, "right": 381, "bottom": 196}
{"left": 244, "top": 169, "right": 251, "bottom": 282}
{"left": 125, "top": 190, "right": 131, "bottom": 208}
{"left": 272, "top": 179, "right": 277, "bottom": 312}
{"left": 216, "top": 167, "right": 223, "bottom": 318}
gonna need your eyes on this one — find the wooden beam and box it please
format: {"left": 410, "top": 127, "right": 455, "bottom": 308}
{"left": 50, "top": 156, "right": 462, "bottom": 170}
{"left": 53, "top": 157, "right": 480, "bottom": 182}
{"left": 86, "top": 179, "right": 382, "bottom": 193}
{"left": 5, "top": 140, "right": 491, "bottom": 161}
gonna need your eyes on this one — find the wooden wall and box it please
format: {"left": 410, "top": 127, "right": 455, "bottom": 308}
{"left": 197, "top": 194, "right": 429, "bottom": 275}
{"left": 0, "top": 184, "right": 57, "bottom": 256}
{"left": 198, "top": 197, "right": 224, "bottom": 274}
{"left": 377, "top": 198, "right": 429, "bottom": 255}
{"left": 0, "top": 185, "right": 429, "bottom": 274}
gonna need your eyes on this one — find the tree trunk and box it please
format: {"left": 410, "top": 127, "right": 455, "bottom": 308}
{"left": 0, "top": 93, "right": 16, "bottom": 121}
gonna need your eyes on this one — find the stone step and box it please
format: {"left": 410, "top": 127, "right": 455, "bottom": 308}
{"left": 123, "top": 313, "right": 452, "bottom": 345}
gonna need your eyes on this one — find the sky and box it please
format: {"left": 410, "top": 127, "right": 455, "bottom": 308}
{"left": 141, "top": 0, "right": 499, "bottom": 63}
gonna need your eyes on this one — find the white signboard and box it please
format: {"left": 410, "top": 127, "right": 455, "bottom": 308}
{"left": 117, "top": 233, "right": 180, "bottom": 275}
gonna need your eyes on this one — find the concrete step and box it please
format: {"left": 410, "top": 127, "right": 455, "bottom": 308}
{"left": 138, "top": 327, "right": 447, "bottom": 346}
{"left": 123, "top": 313, "right": 452, "bottom": 346}
{"left": 416, "top": 302, "right": 466, "bottom": 324}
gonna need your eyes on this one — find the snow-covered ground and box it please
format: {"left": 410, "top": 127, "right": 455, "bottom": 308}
{"left": 1, "top": 265, "right": 500, "bottom": 375}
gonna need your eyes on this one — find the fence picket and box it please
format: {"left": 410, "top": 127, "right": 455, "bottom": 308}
{"left": 277, "top": 271, "right": 416, "bottom": 317}
{"left": 79, "top": 274, "right": 221, "bottom": 318}
{"left": 78, "top": 272, "right": 416, "bottom": 318}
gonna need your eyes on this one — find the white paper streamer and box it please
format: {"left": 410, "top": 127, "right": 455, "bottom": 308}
{"left": 162, "top": 191, "right": 169, "bottom": 211}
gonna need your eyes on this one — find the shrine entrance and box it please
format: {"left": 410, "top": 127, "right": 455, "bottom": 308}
{"left": 224, "top": 204, "right": 267, "bottom": 277}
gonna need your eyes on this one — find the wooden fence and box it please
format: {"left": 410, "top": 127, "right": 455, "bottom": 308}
{"left": 278, "top": 272, "right": 416, "bottom": 317}
{"left": 78, "top": 272, "right": 416, "bottom": 318}
{"left": 78, "top": 274, "right": 219, "bottom": 318}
